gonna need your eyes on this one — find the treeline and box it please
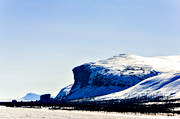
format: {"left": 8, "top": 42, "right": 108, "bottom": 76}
{"left": 53, "top": 97, "right": 180, "bottom": 114}
{"left": 1, "top": 96, "right": 180, "bottom": 114}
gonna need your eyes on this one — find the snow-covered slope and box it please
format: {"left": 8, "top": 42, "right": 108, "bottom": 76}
{"left": 22, "top": 93, "right": 40, "bottom": 101}
{"left": 96, "top": 73, "right": 180, "bottom": 100}
{"left": 56, "top": 54, "right": 180, "bottom": 100}
{"left": 56, "top": 84, "right": 73, "bottom": 100}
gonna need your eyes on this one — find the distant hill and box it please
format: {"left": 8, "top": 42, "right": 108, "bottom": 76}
{"left": 22, "top": 93, "right": 40, "bottom": 101}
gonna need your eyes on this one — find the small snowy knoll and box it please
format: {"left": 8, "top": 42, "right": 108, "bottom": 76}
{"left": 22, "top": 93, "right": 40, "bottom": 101}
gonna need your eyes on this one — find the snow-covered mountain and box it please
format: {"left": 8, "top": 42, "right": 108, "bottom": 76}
{"left": 22, "top": 93, "right": 40, "bottom": 101}
{"left": 56, "top": 54, "right": 180, "bottom": 100}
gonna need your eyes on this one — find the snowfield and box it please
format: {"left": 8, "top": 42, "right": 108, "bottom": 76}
{"left": 0, "top": 106, "right": 179, "bottom": 119}
{"left": 56, "top": 54, "right": 180, "bottom": 100}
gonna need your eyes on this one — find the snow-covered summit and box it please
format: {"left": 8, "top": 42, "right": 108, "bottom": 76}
{"left": 95, "top": 54, "right": 180, "bottom": 73}
{"left": 56, "top": 54, "right": 180, "bottom": 100}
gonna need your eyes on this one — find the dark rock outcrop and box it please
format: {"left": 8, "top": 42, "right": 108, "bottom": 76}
{"left": 57, "top": 63, "right": 159, "bottom": 100}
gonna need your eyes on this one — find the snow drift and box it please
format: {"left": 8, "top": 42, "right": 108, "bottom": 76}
{"left": 56, "top": 54, "right": 180, "bottom": 100}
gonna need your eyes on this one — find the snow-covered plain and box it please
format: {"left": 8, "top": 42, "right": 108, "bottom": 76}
{"left": 57, "top": 54, "right": 180, "bottom": 100}
{"left": 0, "top": 106, "right": 179, "bottom": 119}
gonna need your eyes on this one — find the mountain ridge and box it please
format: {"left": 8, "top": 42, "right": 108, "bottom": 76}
{"left": 56, "top": 54, "right": 180, "bottom": 100}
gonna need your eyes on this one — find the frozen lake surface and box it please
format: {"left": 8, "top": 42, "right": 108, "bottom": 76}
{"left": 0, "top": 106, "right": 179, "bottom": 119}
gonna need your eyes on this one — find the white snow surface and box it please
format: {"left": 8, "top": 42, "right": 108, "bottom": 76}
{"left": 57, "top": 54, "right": 180, "bottom": 100}
{"left": 0, "top": 106, "right": 179, "bottom": 119}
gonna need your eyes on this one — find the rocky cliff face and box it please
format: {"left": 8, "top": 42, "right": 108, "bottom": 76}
{"left": 69, "top": 63, "right": 159, "bottom": 98}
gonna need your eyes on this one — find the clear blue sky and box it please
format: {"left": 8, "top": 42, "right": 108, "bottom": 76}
{"left": 0, "top": 0, "right": 180, "bottom": 99}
